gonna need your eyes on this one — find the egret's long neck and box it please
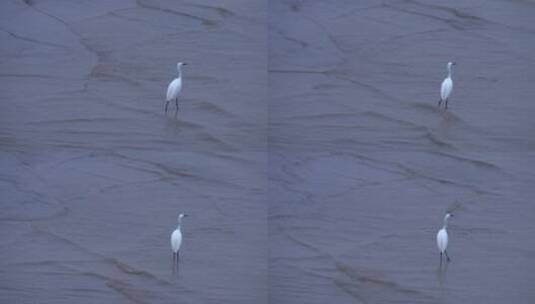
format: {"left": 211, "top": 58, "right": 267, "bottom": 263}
{"left": 447, "top": 66, "right": 452, "bottom": 78}
{"left": 443, "top": 217, "right": 449, "bottom": 229}
{"left": 177, "top": 67, "right": 182, "bottom": 79}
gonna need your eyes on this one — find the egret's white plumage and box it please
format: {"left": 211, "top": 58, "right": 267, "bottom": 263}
{"left": 165, "top": 62, "right": 186, "bottom": 113}
{"left": 436, "top": 213, "right": 453, "bottom": 263}
{"left": 171, "top": 213, "right": 187, "bottom": 271}
{"left": 167, "top": 78, "right": 182, "bottom": 103}
{"left": 437, "top": 228, "right": 448, "bottom": 252}
{"left": 439, "top": 62, "right": 455, "bottom": 109}
{"left": 171, "top": 226, "right": 182, "bottom": 253}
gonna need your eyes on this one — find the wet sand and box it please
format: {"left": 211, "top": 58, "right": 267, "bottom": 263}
{"left": 2, "top": 0, "right": 535, "bottom": 303}
{"left": 269, "top": 0, "right": 535, "bottom": 303}
{"left": 1, "top": 1, "right": 267, "bottom": 303}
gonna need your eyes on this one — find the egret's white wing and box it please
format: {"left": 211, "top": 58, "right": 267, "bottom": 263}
{"left": 171, "top": 229, "right": 182, "bottom": 252}
{"left": 440, "top": 78, "right": 452, "bottom": 101}
{"left": 436, "top": 228, "right": 448, "bottom": 252}
{"left": 166, "top": 78, "right": 182, "bottom": 101}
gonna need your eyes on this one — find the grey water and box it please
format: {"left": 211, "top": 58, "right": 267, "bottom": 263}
{"left": 1, "top": 0, "right": 535, "bottom": 303}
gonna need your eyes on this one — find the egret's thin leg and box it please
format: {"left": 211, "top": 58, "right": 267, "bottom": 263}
{"left": 176, "top": 251, "right": 180, "bottom": 272}
{"left": 440, "top": 252, "right": 443, "bottom": 266}
{"left": 172, "top": 252, "right": 176, "bottom": 272}
{"left": 165, "top": 101, "right": 170, "bottom": 113}
{"left": 438, "top": 99, "right": 442, "bottom": 107}
{"left": 445, "top": 99, "right": 449, "bottom": 109}
{"left": 445, "top": 250, "right": 451, "bottom": 262}
{"left": 175, "top": 98, "right": 179, "bottom": 111}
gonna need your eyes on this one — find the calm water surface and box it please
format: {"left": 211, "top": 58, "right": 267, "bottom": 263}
{"left": 1, "top": 1, "right": 267, "bottom": 303}
{"left": 2, "top": 0, "right": 535, "bottom": 303}
{"left": 269, "top": 0, "right": 535, "bottom": 303}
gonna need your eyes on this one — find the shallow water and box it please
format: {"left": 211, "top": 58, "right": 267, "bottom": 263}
{"left": 269, "top": 1, "right": 535, "bottom": 303}
{"left": 1, "top": 1, "right": 267, "bottom": 303}
{"left": 2, "top": 0, "right": 535, "bottom": 303}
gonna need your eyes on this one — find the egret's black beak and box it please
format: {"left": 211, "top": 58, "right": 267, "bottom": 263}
{"left": 452, "top": 62, "right": 457, "bottom": 65}
{"left": 183, "top": 63, "right": 188, "bottom": 66}
{"left": 184, "top": 214, "right": 189, "bottom": 217}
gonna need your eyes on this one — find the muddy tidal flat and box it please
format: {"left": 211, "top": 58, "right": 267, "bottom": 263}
{"left": 2, "top": 1, "right": 535, "bottom": 303}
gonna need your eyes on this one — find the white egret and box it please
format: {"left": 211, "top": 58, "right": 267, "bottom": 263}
{"left": 436, "top": 213, "right": 453, "bottom": 263}
{"left": 171, "top": 213, "right": 187, "bottom": 271}
{"left": 438, "top": 62, "right": 456, "bottom": 109}
{"left": 165, "top": 62, "right": 187, "bottom": 114}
